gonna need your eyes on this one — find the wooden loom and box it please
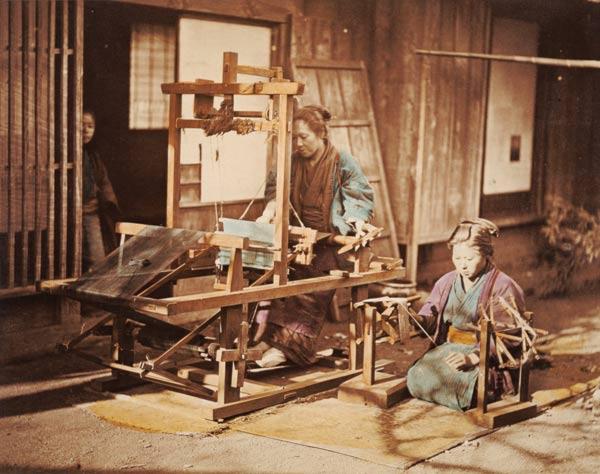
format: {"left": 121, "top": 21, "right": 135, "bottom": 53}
{"left": 41, "top": 52, "right": 406, "bottom": 420}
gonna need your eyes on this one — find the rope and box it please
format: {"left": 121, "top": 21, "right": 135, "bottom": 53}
{"left": 397, "top": 304, "right": 437, "bottom": 347}
{"left": 290, "top": 201, "right": 305, "bottom": 228}
{"left": 239, "top": 175, "right": 268, "bottom": 220}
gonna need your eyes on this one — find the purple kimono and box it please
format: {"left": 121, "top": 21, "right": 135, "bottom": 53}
{"left": 411, "top": 265, "right": 526, "bottom": 408}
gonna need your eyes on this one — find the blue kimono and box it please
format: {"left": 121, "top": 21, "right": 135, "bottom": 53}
{"left": 407, "top": 270, "right": 490, "bottom": 411}
{"left": 264, "top": 141, "right": 374, "bottom": 235}
{"left": 260, "top": 141, "right": 374, "bottom": 365}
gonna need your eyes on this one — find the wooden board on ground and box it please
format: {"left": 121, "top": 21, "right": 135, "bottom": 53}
{"left": 338, "top": 372, "right": 409, "bottom": 409}
{"left": 291, "top": 59, "right": 399, "bottom": 259}
{"left": 467, "top": 398, "right": 538, "bottom": 429}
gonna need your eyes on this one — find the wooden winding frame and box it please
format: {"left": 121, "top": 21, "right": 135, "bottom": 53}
{"left": 41, "top": 52, "right": 405, "bottom": 420}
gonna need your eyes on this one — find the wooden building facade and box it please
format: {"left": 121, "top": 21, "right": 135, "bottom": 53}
{"left": 1, "top": 0, "right": 598, "bottom": 362}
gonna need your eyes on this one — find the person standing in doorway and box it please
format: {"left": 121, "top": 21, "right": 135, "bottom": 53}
{"left": 82, "top": 110, "right": 121, "bottom": 272}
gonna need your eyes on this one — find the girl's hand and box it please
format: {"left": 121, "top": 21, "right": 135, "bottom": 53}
{"left": 445, "top": 351, "right": 480, "bottom": 371}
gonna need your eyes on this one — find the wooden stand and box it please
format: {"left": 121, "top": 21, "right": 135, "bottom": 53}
{"left": 338, "top": 297, "right": 409, "bottom": 408}
{"left": 467, "top": 319, "right": 538, "bottom": 428}
{"left": 42, "top": 53, "right": 405, "bottom": 421}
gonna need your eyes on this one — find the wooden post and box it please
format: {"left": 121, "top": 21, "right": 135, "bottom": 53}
{"left": 47, "top": 0, "right": 56, "bottom": 280}
{"left": 166, "top": 94, "right": 182, "bottom": 228}
{"left": 349, "top": 285, "right": 367, "bottom": 370}
{"left": 59, "top": 0, "right": 68, "bottom": 278}
{"left": 222, "top": 51, "right": 238, "bottom": 83}
{"left": 22, "top": 0, "right": 36, "bottom": 286}
{"left": 406, "top": 58, "right": 429, "bottom": 284}
{"left": 218, "top": 306, "right": 242, "bottom": 404}
{"left": 0, "top": 1, "right": 8, "bottom": 286}
{"left": 71, "top": 0, "right": 84, "bottom": 277}
{"left": 34, "top": 0, "right": 49, "bottom": 282}
{"left": 477, "top": 319, "right": 491, "bottom": 414}
{"left": 111, "top": 315, "right": 133, "bottom": 366}
{"left": 218, "top": 243, "right": 244, "bottom": 404}
{"left": 272, "top": 94, "right": 293, "bottom": 285}
{"left": 8, "top": 0, "right": 23, "bottom": 287}
{"left": 362, "top": 304, "right": 376, "bottom": 385}
{"left": 518, "top": 327, "right": 530, "bottom": 403}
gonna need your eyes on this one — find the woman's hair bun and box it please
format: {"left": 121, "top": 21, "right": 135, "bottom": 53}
{"left": 319, "top": 107, "right": 332, "bottom": 121}
{"left": 305, "top": 105, "right": 331, "bottom": 121}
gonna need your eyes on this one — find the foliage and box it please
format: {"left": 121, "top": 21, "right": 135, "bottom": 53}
{"left": 539, "top": 197, "right": 600, "bottom": 296}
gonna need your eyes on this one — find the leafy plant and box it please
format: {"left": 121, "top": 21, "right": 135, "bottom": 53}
{"left": 539, "top": 196, "right": 600, "bottom": 296}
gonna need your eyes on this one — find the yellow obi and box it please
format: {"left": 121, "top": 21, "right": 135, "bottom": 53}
{"left": 447, "top": 325, "right": 478, "bottom": 345}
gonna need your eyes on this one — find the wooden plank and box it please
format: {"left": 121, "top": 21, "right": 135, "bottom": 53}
{"left": 34, "top": 0, "right": 49, "bottom": 282}
{"left": 407, "top": 58, "right": 429, "bottom": 283}
{"left": 217, "top": 306, "right": 241, "bottom": 404}
{"left": 166, "top": 94, "right": 182, "bottom": 227}
{"left": 211, "top": 367, "right": 363, "bottom": 420}
{"left": 315, "top": 68, "right": 344, "bottom": 118}
{"left": 292, "top": 68, "right": 320, "bottom": 106}
{"left": 444, "top": 0, "right": 470, "bottom": 234}
{"left": 338, "top": 372, "right": 409, "bottom": 408}
{"left": 362, "top": 303, "right": 376, "bottom": 385}
{"left": 294, "top": 58, "right": 363, "bottom": 70}
{"left": 0, "top": 285, "right": 39, "bottom": 300}
{"left": 390, "top": 0, "right": 423, "bottom": 240}
{"left": 157, "top": 267, "right": 404, "bottom": 316}
{"left": 272, "top": 94, "right": 293, "bottom": 285}
{"left": 469, "top": 399, "right": 537, "bottom": 429}
{"left": 415, "top": 49, "right": 600, "bottom": 69}
{"left": 179, "top": 368, "right": 274, "bottom": 396}
{"left": 114, "top": 221, "right": 146, "bottom": 236}
{"left": 333, "top": 22, "right": 352, "bottom": 60}
{"left": 20, "top": 0, "right": 36, "bottom": 286}
{"left": 161, "top": 81, "right": 304, "bottom": 96}
{"left": 67, "top": 226, "right": 206, "bottom": 299}
{"left": 329, "top": 119, "right": 370, "bottom": 128}
{"left": 236, "top": 64, "right": 277, "bottom": 78}
{"left": 328, "top": 127, "right": 351, "bottom": 155}
{"left": 337, "top": 69, "right": 366, "bottom": 119}
{"left": 113, "top": 0, "right": 290, "bottom": 24}
{"left": 291, "top": 57, "right": 400, "bottom": 259}
{"left": 349, "top": 286, "right": 365, "bottom": 370}
{"left": 424, "top": 0, "right": 453, "bottom": 239}
{"left": 312, "top": 18, "right": 333, "bottom": 61}
{"left": 0, "top": 0, "right": 9, "bottom": 292}
{"left": 361, "top": 64, "right": 399, "bottom": 258}
{"left": 470, "top": 1, "right": 491, "bottom": 220}
{"left": 46, "top": 0, "right": 56, "bottom": 279}
{"left": 291, "top": 14, "right": 314, "bottom": 59}
{"left": 72, "top": 0, "right": 83, "bottom": 277}
{"left": 8, "top": 0, "right": 23, "bottom": 288}
{"left": 477, "top": 319, "right": 491, "bottom": 414}
{"left": 58, "top": 0, "right": 68, "bottom": 278}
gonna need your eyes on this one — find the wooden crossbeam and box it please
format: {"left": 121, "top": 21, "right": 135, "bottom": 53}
{"left": 161, "top": 81, "right": 304, "bottom": 96}
{"left": 150, "top": 268, "right": 404, "bottom": 316}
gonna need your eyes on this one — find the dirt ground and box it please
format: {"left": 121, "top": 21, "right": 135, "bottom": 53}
{"left": 0, "top": 288, "right": 599, "bottom": 473}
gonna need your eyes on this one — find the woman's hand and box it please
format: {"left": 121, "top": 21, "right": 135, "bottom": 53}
{"left": 445, "top": 351, "right": 480, "bottom": 371}
{"left": 346, "top": 217, "right": 366, "bottom": 237}
{"left": 256, "top": 200, "right": 276, "bottom": 224}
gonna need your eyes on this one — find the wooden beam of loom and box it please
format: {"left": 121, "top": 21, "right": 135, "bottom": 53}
{"left": 161, "top": 81, "right": 304, "bottom": 96}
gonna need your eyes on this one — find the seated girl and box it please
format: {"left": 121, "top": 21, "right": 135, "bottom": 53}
{"left": 406, "top": 218, "right": 526, "bottom": 411}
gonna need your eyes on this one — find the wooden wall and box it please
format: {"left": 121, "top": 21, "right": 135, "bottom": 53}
{"left": 535, "top": 10, "right": 600, "bottom": 211}
{"left": 0, "top": 0, "right": 84, "bottom": 297}
{"left": 291, "top": 0, "right": 371, "bottom": 63}
{"left": 370, "top": 0, "right": 491, "bottom": 244}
